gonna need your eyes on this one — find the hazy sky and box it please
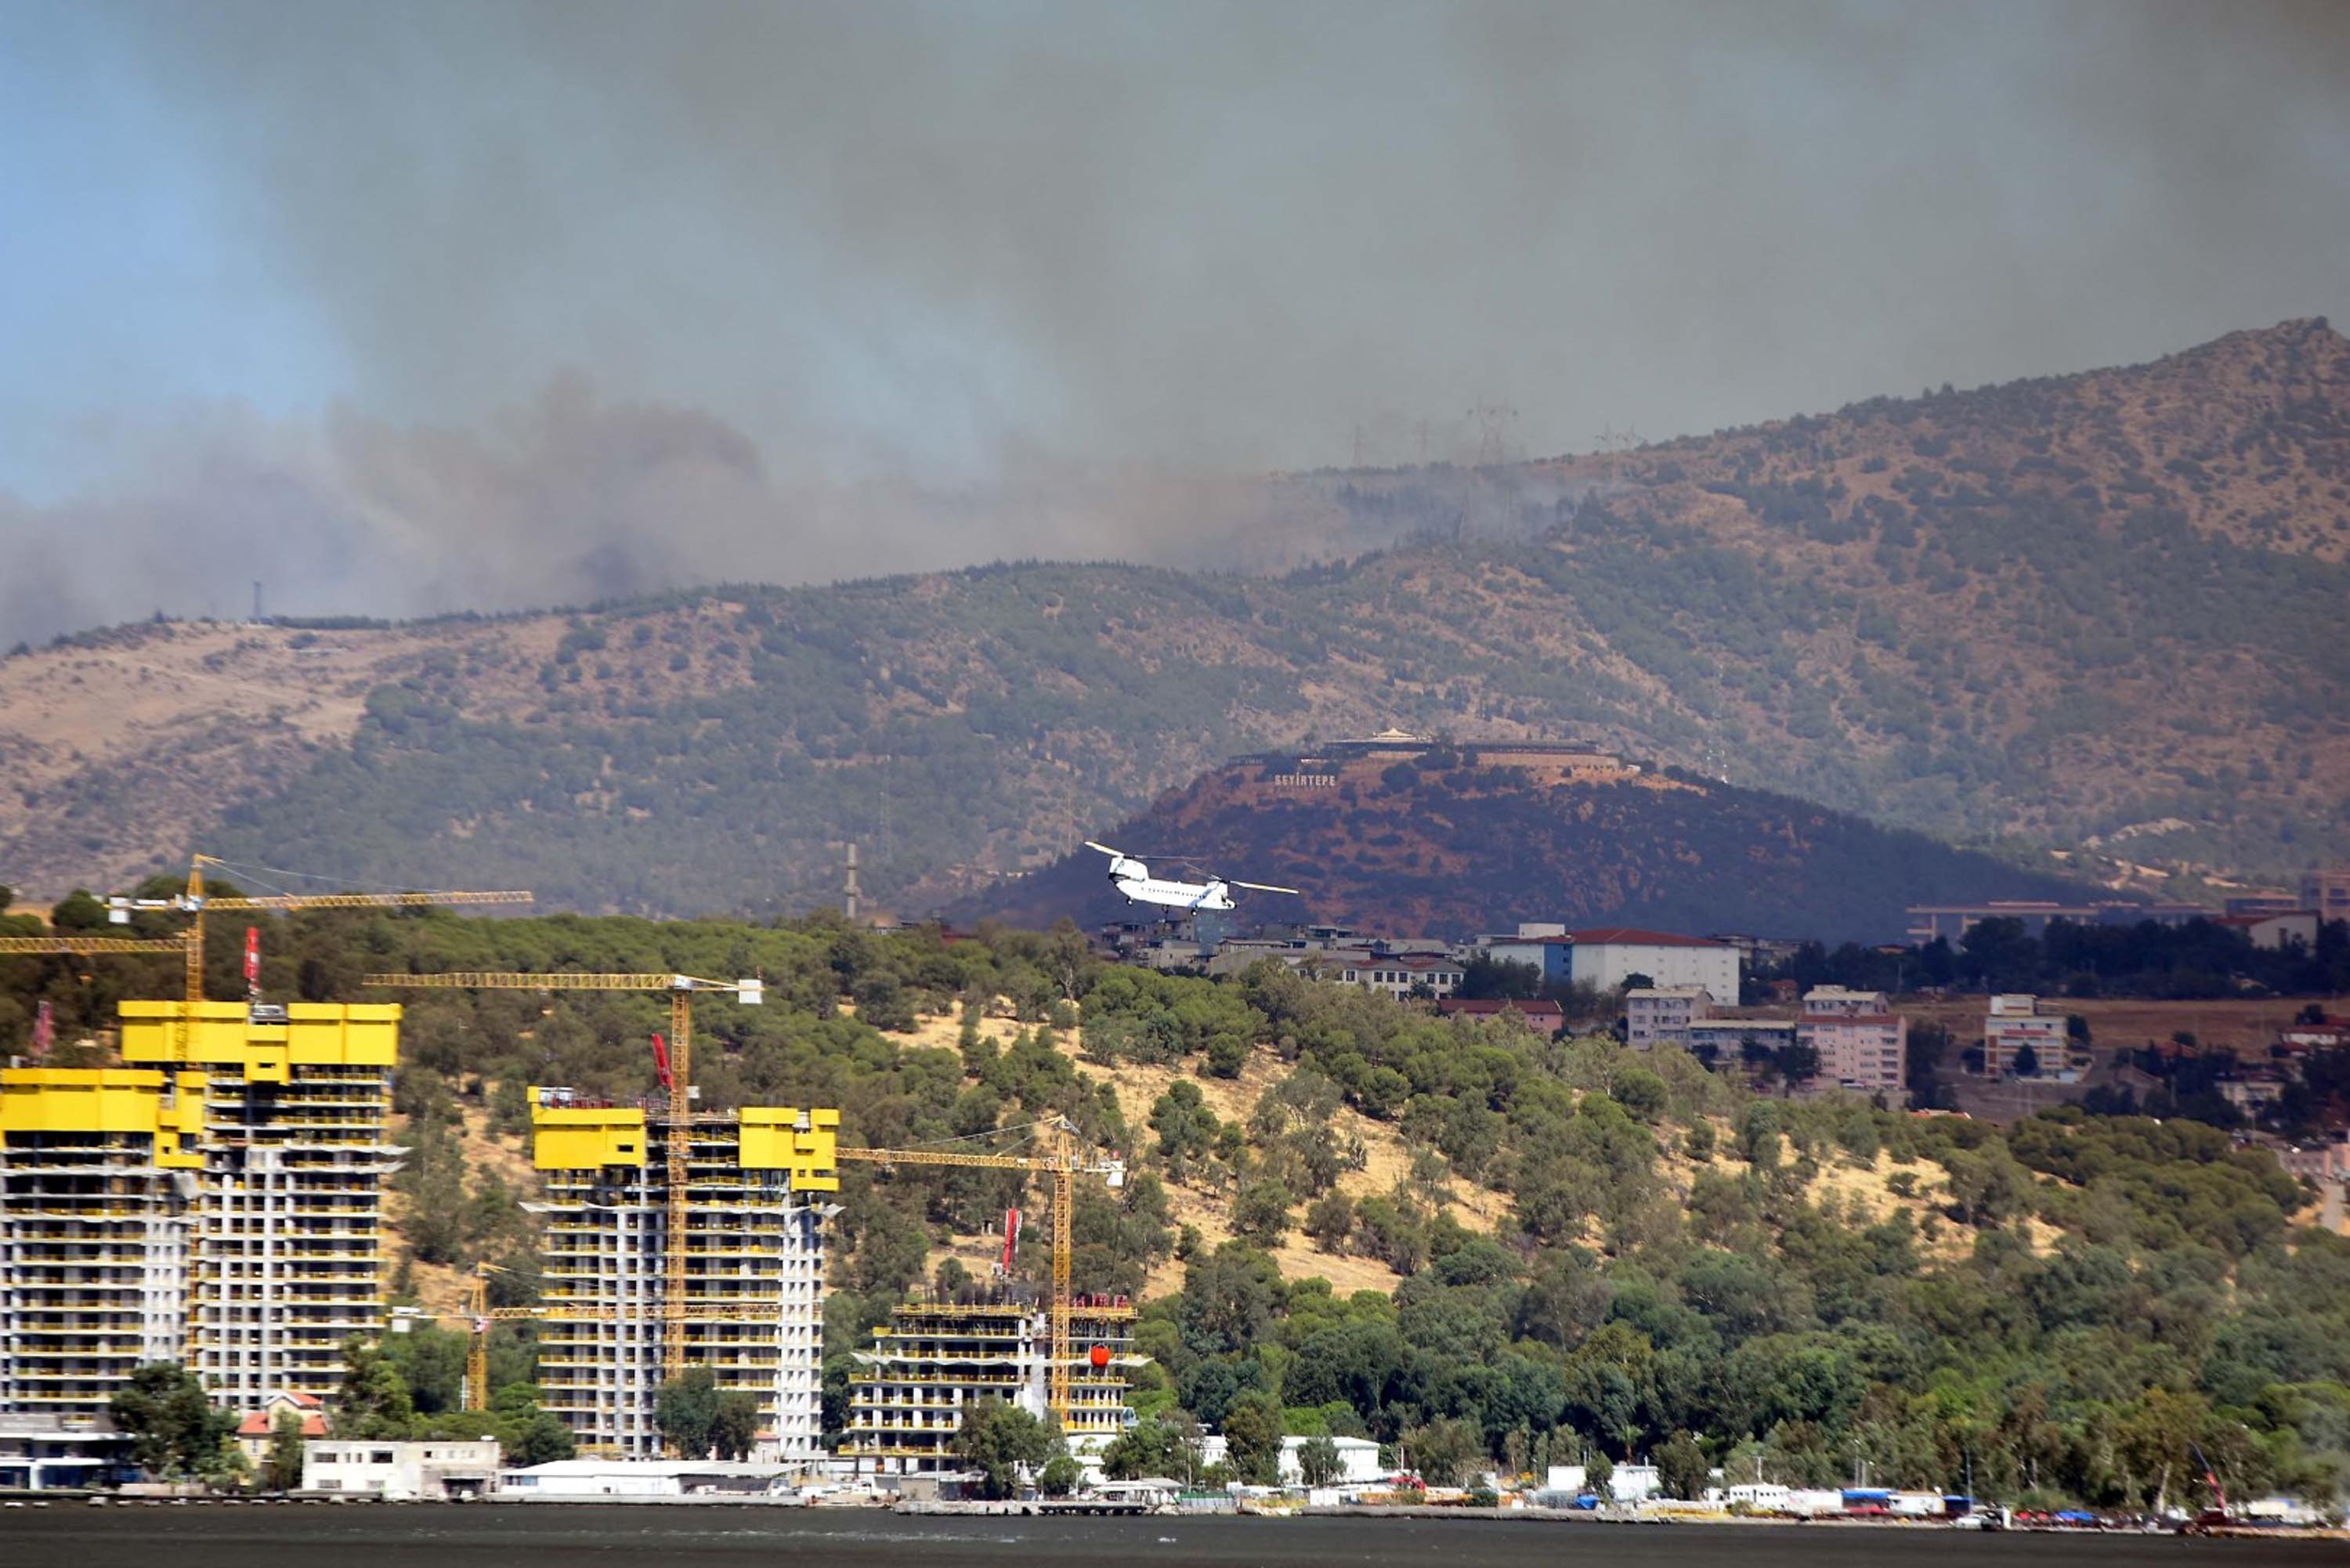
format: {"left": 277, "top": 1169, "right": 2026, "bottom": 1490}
{"left": 2, "top": 1, "right": 2345, "bottom": 641}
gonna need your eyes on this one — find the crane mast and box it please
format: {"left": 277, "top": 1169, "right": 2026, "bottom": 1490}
{"left": 428, "top": 1262, "right": 783, "bottom": 1411}
{"left": 362, "top": 969, "right": 761, "bottom": 1387}
{"left": 834, "top": 1117, "right": 1122, "bottom": 1424}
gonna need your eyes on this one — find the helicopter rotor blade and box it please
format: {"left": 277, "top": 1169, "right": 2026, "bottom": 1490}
{"left": 1227, "top": 880, "right": 1302, "bottom": 895}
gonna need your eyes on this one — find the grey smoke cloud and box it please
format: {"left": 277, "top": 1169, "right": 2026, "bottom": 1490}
{"left": 5, "top": 0, "right": 2347, "bottom": 643}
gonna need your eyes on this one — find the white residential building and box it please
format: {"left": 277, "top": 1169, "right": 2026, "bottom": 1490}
{"left": 0, "top": 1414, "right": 137, "bottom": 1491}
{"left": 1567, "top": 930, "right": 1741, "bottom": 997}
{"left": 304, "top": 1439, "right": 501, "bottom": 1498}
{"left": 1625, "top": 988, "right": 1714, "bottom": 1047}
{"left": 1796, "top": 988, "right": 1907, "bottom": 1096}
{"left": 2, "top": 1001, "right": 401, "bottom": 1425}
{"left": 1473, "top": 925, "right": 1574, "bottom": 987}
{"left": 841, "top": 1291, "right": 1139, "bottom": 1479}
{"left": 1471, "top": 925, "right": 1740, "bottom": 998}
{"left": 1334, "top": 952, "right": 1464, "bottom": 999}
{"left": 1277, "top": 1434, "right": 1383, "bottom": 1486}
{"left": 528, "top": 1094, "right": 837, "bottom": 1461}
{"left": 2214, "top": 911, "right": 2319, "bottom": 952}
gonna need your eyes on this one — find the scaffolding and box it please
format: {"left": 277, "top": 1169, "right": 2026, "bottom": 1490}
{"left": 0, "top": 1001, "right": 403, "bottom": 1418}
{"left": 841, "top": 1288, "right": 1139, "bottom": 1476}
{"left": 116, "top": 1000, "right": 403, "bottom": 1411}
{"left": 0, "top": 1069, "right": 202, "bottom": 1414}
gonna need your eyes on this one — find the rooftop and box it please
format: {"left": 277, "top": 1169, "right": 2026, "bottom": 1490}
{"left": 1571, "top": 927, "right": 1733, "bottom": 949}
{"left": 236, "top": 1411, "right": 327, "bottom": 1438}
{"left": 503, "top": 1459, "right": 783, "bottom": 1478}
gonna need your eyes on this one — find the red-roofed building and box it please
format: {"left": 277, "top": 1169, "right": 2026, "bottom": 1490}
{"left": 2277, "top": 1021, "right": 2349, "bottom": 1054}
{"left": 233, "top": 1389, "right": 329, "bottom": 1469}
{"left": 2211, "top": 911, "right": 2319, "bottom": 951}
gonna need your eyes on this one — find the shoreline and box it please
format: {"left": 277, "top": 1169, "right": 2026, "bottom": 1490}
{"left": 16, "top": 1493, "right": 2345, "bottom": 1541}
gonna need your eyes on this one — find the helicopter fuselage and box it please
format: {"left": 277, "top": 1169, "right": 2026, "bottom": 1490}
{"left": 1110, "top": 872, "right": 1235, "bottom": 911}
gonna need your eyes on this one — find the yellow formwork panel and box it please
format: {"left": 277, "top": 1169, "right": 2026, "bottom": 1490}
{"left": 738, "top": 1105, "right": 841, "bottom": 1190}
{"left": 157, "top": 1071, "right": 208, "bottom": 1167}
{"left": 0, "top": 1068, "right": 169, "bottom": 1134}
{"left": 286, "top": 1003, "right": 401, "bottom": 1065}
{"left": 118, "top": 1000, "right": 401, "bottom": 1068}
{"left": 531, "top": 1096, "right": 648, "bottom": 1169}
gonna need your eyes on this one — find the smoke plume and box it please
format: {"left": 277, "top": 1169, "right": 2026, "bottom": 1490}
{"left": 2, "top": 1, "right": 2345, "bottom": 642}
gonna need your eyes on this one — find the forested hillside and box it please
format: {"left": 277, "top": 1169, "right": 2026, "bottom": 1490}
{"left": 960, "top": 753, "right": 2088, "bottom": 942}
{"left": 4, "top": 318, "right": 2346, "bottom": 914}
{"left": 6, "top": 904, "right": 2347, "bottom": 1505}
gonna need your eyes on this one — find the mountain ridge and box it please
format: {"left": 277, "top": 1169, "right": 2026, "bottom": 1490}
{"left": 2, "top": 319, "right": 2345, "bottom": 914}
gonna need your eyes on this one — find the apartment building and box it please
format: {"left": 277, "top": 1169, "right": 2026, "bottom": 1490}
{"left": 1332, "top": 952, "right": 1464, "bottom": 999}
{"left": 1474, "top": 926, "right": 1741, "bottom": 998}
{"left": 1796, "top": 988, "right": 1907, "bottom": 1096}
{"left": 1624, "top": 987, "right": 1714, "bottom": 1048}
{"left": 2, "top": 999, "right": 401, "bottom": 1421}
{"left": 1982, "top": 994, "right": 2066, "bottom": 1077}
{"left": 2300, "top": 865, "right": 2350, "bottom": 925}
{"left": 0, "top": 1067, "right": 203, "bottom": 1417}
{"left": 841, "top": 1288, "right": 1138, "bottom": 1480}
{"left": 1682, "top": 1017, "right": 1799, "bottom": 1060}
{"left": 527, "top": 1092, "right": 837, "bottom": 1461}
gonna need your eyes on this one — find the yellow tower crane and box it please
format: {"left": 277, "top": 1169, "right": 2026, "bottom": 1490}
{"left": 106, "top": 854, "right": 534, "bottom": 1025}
{"left": 834, "top": 1118, "right": 1124, "bottom": 1424}
{"left": 0, "top": 932, "right": 195, "bottom": 961}
{"left": 0, "top": 933, "right": 199, "bottom": 1050}
{"left": 360, "top": 970, "right": 764, "bottom": 1385}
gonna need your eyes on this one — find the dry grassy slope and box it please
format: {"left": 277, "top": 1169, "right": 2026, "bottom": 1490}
{"left": 0, "top": 619, "right": 461, "bottom": 895}
{"left": 383, "top": 1102, "right": 538, "bottom": 1321}
{"left": 1084, "top": 1049, "right": 2064, "bottom": 1288}
{"left": 0, "top": 599, "right": 768, "bottom": 900}
{"left": 378, "top": 1013, "right": 2051, "bottom": 1313}
{"left": 1517, "top": 318, "right": 2350, "bottom": 854}
{"left": 1038, "top": 1033, "right": 2032, "bottom": 1296}
{"left": 1545, "top": 316, "right": 2350, "bottom": 562}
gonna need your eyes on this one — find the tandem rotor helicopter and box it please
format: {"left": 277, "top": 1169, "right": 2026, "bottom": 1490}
{"left": 1084, "top": 841, "right": 1300, "bottom": 912}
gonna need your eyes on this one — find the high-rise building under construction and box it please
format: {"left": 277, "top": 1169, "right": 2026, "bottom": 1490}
{"left": 0, "top": 999, "right": 403, "bottom": 1419}
{"left": 527, "top": 1089, "right": 838, "bottom": 1461}
{"left": 841, "top": 1288, "right": 1139, "bottom": 1479}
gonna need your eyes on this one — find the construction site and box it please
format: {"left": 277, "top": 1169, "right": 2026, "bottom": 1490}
{"left": 0, "top": 864, "right": 1141, "bottom": 1484}
{"left": 841, "top": 1280, "right": 1140, "bottom": 1479}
